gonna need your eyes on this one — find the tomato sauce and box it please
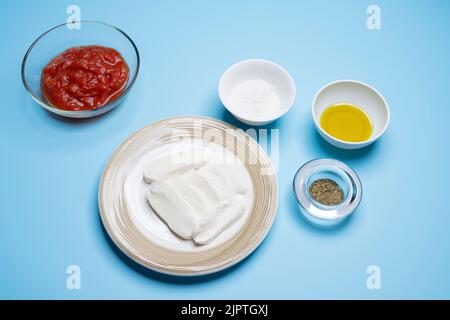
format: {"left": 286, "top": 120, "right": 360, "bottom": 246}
{"left": 41, "top": 46, "right": 129, "bottom": 111}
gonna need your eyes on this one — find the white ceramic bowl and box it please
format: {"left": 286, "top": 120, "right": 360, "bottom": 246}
{"left": 219, "top": 59, "right": 296, "bottom": 126}
{"left": 312, "top": 80, "right": 390, "bottom": 149}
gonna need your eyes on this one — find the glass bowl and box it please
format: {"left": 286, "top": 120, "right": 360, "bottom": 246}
{"left": 293, "top": 158, "right": 362, "bottom": 227}
{"left": 21, "top": 20, "right": 140, "bottom": 118}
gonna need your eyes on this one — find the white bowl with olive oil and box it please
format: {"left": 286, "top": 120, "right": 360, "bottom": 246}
{"left": 312, "top": 80, "right": 390, "bottom": 150}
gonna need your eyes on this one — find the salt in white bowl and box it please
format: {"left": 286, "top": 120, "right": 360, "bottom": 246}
{"left": 219, "top": 59, "right": 296, "bottom": 126}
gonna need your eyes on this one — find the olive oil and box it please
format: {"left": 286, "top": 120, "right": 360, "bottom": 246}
{"left": 320, "top": 103, "right": 373, "bottom": 142}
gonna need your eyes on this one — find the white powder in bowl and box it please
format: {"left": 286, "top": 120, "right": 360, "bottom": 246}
{"left": 229, "top": 78, "right": 282, "bottom": 120}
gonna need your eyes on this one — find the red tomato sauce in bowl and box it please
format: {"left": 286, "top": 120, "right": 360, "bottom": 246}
{"left": 41, "top": 46, "right": 129, "bottom": 111}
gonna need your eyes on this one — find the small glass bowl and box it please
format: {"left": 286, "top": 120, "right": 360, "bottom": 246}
{"left": 293, "top": 159, "right": 362, "bottom": 227}
{"left": 21, "top": 20, "right": 140, "bottom": 118}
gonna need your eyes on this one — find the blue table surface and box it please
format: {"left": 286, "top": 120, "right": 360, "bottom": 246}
{"left": 1, "top": 0, "right": 450, "bottom": 299}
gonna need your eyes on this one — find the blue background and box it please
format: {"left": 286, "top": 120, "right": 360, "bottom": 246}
{"left": 1, "top": 0, "right": 449, "bottom": 299}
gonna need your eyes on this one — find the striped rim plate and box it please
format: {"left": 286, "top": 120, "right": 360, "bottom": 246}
{"left": 98, "top": 116, "right": 278, "bottom": 276}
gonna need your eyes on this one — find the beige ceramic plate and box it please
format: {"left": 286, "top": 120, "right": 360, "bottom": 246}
{"left": 99, "top": 116, "right": 278, "bottom": 276}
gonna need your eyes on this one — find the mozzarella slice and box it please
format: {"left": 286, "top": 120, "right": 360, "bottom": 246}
{"left": 193, "top": 198, "right": 245, "bottom": 245}
{"left": 146, "top": 178, "right": 199, "bottom": 239}
{"left": 143, "top": 148, "right": 213, "bottom": 183}
{"left": 145, "top": 156, "right": 249, "bottom": 245}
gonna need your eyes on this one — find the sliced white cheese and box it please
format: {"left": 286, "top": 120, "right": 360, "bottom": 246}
{"left": 145, "top": 158, "right": 249, "bottom": 245}
{"left": 143, "top": 148, "right": 213, "bottom": 183}
{"left": 193, "top": 198, "right": 245, "bottom": 245}
{"left": 146, "top": 178, "right": 199, "bottom": 240}
{"left": 221, "top": 163, "right": 249, "bottom": 195}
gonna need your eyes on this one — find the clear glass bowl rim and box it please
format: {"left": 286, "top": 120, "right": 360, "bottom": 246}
{"left": 21, "top": 20, "right": 140, "bottom": 116}
{"left": 293, "top": 158, "right": 363, "bottom": 221}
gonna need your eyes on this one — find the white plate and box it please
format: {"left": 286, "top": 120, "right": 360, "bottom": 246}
{"left": 99, "top": 116, "right": 278, "bottom": 276}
